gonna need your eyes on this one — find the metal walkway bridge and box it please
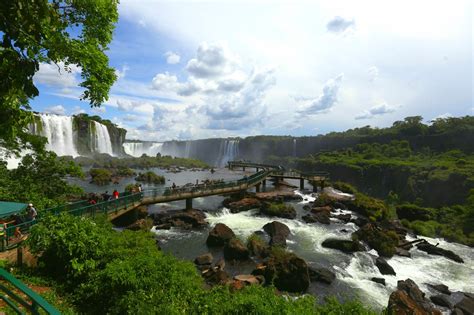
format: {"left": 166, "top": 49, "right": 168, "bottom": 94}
{"left": 2, "top": 161, "right": 329, "bottom": 252}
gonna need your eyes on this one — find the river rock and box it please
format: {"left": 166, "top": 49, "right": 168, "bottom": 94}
{"left": 455, "top": 294, "right": 474, "bottom": 315}
{"left": 263, "top": 221, "right": 290, "bottom": 247}
{"left": 308, "top": 267, "right": 335, "bottom": 284}
{"left": 194, "top": 253, "right": 213, "bottom": 266}
{"left": 321, "top": 238, "right": 364, "bottom": 253}
{"left": 388, "top": 279, "right": 442, "bottom": 315}
{"left": 371, "top": 277, "right": 386, "bottom": 286}
{"left": 224, "top": 238, "right": 249, "bottom": 260}
{"left": 416, "top": 242, "right": 464, "bottom": 263}
{"left": 253, "top": 252, "right": 310, "bottom": 293}
{"left": 428, "top": 284, "right": 451, "bottom": 295}
{"left": 154, "top": 223, "right": 172, "bottom": 230}
{"left": 396, "top": 247, "right": 412, "bottom": 258}
{"left": 351, "top": 216, "right": 369, "bottom": 227}
{"left": 375, "top": 257, "right": 396, "bottom": 276}
{"left": 227, "top": 197, "right": 261, "bottom": 213}
{"left": 396, "top": 204, "right": 432, "bottom": 221}
{"left": 311, "top": 206, "right": 332, "bottom": 215}
{"left": 256, "top": 190, "right": 303, "bottom": 202}
{"left": 333, "top": 213, "right": 352, "bottom": 223}
{"left": 152, "top": 209, "right": 208, "bottom": 229}
{"left": 202, "top": 268, "right": 229, "bottom": 286}
{"left": 430, "top": 295, "right": 452, "bottom": 309}
{"left": 247, "top": 234, "right": 270, "bottom": 258}
{"left": 260, "top": 202, "right": 297, "bottom": 219}
{"left": 207, "top": 223, "right": 236, "bottom": 246}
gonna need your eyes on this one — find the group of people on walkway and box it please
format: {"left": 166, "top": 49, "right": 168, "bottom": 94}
{"left": 0, "top": 203, "right": 37, "bottom": 243}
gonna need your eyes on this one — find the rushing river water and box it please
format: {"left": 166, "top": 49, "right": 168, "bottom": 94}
{"left": 71, "top": 168, "right": 474, "bottom": 311}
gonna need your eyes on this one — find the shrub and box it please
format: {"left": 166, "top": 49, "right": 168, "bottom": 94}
{"left": 135, "top": 171, "right": 165, "bottom": 184}
{"left": 332, "top": 181, "right": 357, "bottom": 194}
{"left": 89, "top": 168, "right": 112, "bottom": 185}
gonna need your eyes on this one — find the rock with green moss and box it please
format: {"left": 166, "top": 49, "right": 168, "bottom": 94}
{"left": 321, "top": 238, "right": 364, "bottom": 253}
{"left": 260, "top": 202, "right": 296, "bottom": 219}
{"left": 247, "top": 234, "right": 269, "bottom": 258}
{"left": 353, "top": 223, "right": 400, "bottom": 258}
{"left": 89, "top": 168, "right": 112, "bottom": 185}
{"left": 135, "top": 171, "right": 165, "bottom": 184}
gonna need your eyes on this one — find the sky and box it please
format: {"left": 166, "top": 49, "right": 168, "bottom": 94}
{"left": 30, "top": 0, "right": 473, "bottom": 141}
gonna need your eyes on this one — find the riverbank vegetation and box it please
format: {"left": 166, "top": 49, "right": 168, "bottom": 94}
{"left": 73, "top": 153, "right": 209, "bottom": 170}
{"left": 135, "top": 171, "right": 165, "bottom": 184}
{"left": 20, "top": 213, "right": 375, "bottom": 314}
{"left": 0, "top": 151, "right": 84, "bottom": 209}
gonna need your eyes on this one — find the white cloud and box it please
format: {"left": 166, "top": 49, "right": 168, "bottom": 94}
{"left": 151, "top": 72, "right": 180, "bottom": 91}
{"left": 164, "top": 51, "right": 181, "bottom": 64}
{"left": 186, "top": 42, "right": 236, "bottom": 78}
{"left": 72, "top": 106, "right": 86, "bottom": 115}
{"left": 115, "top": 65, "right": 130, "bottom": 79}
{"left": 355, "top": 102, "right": 397, "bottom": 120}
{"left": 326, "top": 16, "right": 355, "bottom": 34}
{"left": 90, "top": 106, "right": 106, "bottom": 114}
{"left": 368, "top": 66, "right": 379, "bottom": 82}
{"left": 44, "top": 105, "right": 66, "bottom": 115}
{"left": 297, "top": 74, "right": 344, "bottom": 115}
{"left": 34, "top": 62, "right": 81, "bottom": 88}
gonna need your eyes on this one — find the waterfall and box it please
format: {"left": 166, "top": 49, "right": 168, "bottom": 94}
{"left": 92, "top": 121, "right": 114, "bottom": 155}
{"left": 217, "top": 139, "right": 239, "bottom": 167}
{"left": 36, "top": 114, "right": 79, "bottom": 157}
{"left": 184, "top": 141, "right": 192, "bottom": 158}
{"left": 123, "top": 142, "right": 163, "bottom": 157}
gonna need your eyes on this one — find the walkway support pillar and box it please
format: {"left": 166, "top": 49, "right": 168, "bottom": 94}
{"left": 311, "top": 181, "right": 317, "bottom": 193}
{"left": 256, "top": 183, "right": 261, "bottom": 193}
{"left": 262, "top": 179, "right": 266, "bottom": 186}
{"left": 299, "top": 178, "right": 304, "bottom": 190}
{"left": 320, "top": 180, "right": 325, "bottom": 191}
{"left": 186, "top": 198, "right": 193, "bottom": 210}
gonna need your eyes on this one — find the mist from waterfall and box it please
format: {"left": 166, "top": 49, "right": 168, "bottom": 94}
{"left": 36, "top": 114, "right": 79, "bottom": 157}
{"left": 92, "top": 121, "right": 114, "bottom": 155}
{"left": 123, "top": 142, "right": 163, "bottom": 157}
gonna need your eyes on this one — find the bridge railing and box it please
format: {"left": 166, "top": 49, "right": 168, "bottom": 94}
{"left": 2, "top": 192, "right": 143, "bottom": 251}
{"left": 0, "top": 268, "right": 60, "bottom": 314}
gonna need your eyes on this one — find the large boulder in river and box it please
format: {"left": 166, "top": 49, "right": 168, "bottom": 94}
{"left": 227, "top": 197, "right": 261, "bottom": 213}
{"left": 224, "top": 238, "right": 249, "bottom": 260}
{"left": 416, "top": 241, "right": 464, "bottom": 263}
{"left": 194, "top": 253, "right": 213, "bottom": 266}
{"left": 247, "top": 234, "right": 270, "bottom": 258}
{"left": 388, "top": 279, "right": 442, "bottom": 315}
{"left": 321, "top": 238, "right": 364, "bottom": 254}
{"left": 396, "top": 204, "right": 432, "bottom": 221}
{"left": 353, "top": 223, "right": 399, "bottom": 258}
{"left": 207, "top": 223, "right": 236, "bottom": 246}
{"left": 308, "top": 267, "right": 335, "bottom": 284}
{"left": 263, "top": 221, "right": 291, "bottom": 247}
{"left": 260, "top": 202, "right": 296, "bottom": 219}
{"left": 454, "top": 294, "right": 474, "bottom": 315}
{"left": 153, "top": 209, "right": 207, "bottom": 229}
{"left": 253, "top": 250, "right": 310, "bottom": 293}
{"left": 375, "top": 257, "right": 396, "bottom": 276}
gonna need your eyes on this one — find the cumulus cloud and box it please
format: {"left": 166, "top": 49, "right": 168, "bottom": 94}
{"left": 44, "top": 105, "right": 66, "bottom": 115}
{"left": 186, "top": 42, "right": 236, "bottom": 78}
{"left": 326, "top": 16, "right": 355, "bottom": 34}
{"left": 368, "top": 66, "right": 379, "bottom": 82}
{"left": 151, "top": 72, "right": 180, "bottom": 91}
{"left": 297, "top": 74, "right": 344, "bottom": 116}
{"left": 164, "top": 51, "right": 181, "bottom": 64}
{"left": 355, "top": 102, "right": 397, "bottom": 120}
{"left": 34, "top": 62, "right": 81, "bottom": 88}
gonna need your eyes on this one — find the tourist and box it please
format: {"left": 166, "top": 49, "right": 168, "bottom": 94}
{"left": 102, "top": 191, "right": 110, "bottom": 201}
{"left": 172, "top": 182, "right": 177, "bottom": 189}
{"left": 113, "top": 190, "right": 119, "bottom": 199}
{"left": 27, "top": 203, "right": 37, "bottom": 221}
{"left": 12, "top": 214, "right": 23, "bottom": 238}
{"left": 138, "top": 184, "right": 142, "bottom": 192}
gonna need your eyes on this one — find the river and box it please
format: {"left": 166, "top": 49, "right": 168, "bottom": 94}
{"left": 70, "top": 167, "right": 474, "bottom": 312}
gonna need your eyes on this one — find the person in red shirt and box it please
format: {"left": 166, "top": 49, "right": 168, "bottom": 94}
{"left": 113, "top": 190, "right": 119, "bottom": 199}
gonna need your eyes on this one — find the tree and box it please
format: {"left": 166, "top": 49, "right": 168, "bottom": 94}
{"left": 0, "top": 0, "right": 118, "bottom": 152}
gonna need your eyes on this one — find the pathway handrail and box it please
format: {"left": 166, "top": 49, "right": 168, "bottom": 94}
{"left": 0, "top": 268, "right": 60, "bottom": 314}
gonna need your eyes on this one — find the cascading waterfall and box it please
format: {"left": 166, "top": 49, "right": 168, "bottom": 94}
{"left": 36, "top": 114, "right": 79, "bottom": 157}
{"left": 123, "top": 142, "right": 163, "bottom": 157}
{"left": 217, "top": 139, "right": 239, "bottom": 167}
{"left": 184, "top": 141, "right": 192, "bottom": 158}
{"left": 92, "top": 121, "right": 114, "bottom": 155}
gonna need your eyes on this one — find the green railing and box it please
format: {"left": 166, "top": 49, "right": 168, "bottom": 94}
{"left": 2, "top": 192, "right": 143, "bottom": 251}
{"left": 0, "top": 268, "right": 60, "bottom": 314}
